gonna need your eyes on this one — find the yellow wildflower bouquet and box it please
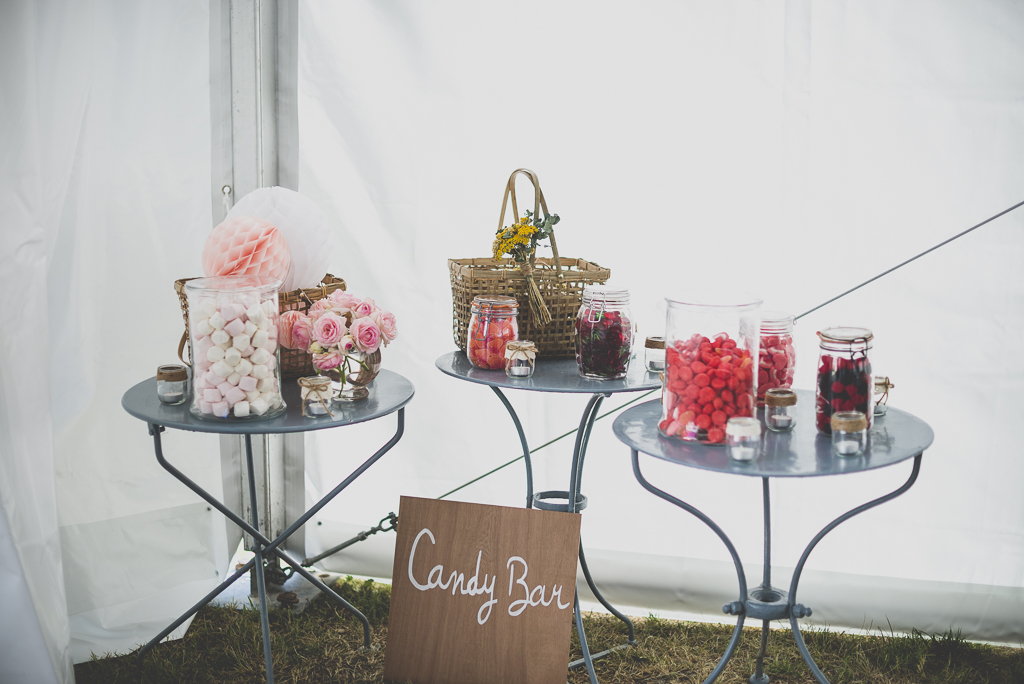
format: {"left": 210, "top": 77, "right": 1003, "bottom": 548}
{"left": 492, "top": 209, "right": 560, "bottom": 325}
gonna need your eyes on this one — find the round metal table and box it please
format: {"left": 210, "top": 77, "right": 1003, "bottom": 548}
{"left": 122, "top": 370, "right": 414, "bottom": 684}
{"left": 436, "top": 351, "right": 660, "bottom": 684}
{"left": 612, "top": 390, "right": 934, "bottom": 684}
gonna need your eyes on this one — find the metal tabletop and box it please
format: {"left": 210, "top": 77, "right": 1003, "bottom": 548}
{"left": 613, "top": 390, "right": 933, "bottom": 478}
{"left": 122, "top": 369, "right": 414, "bottom": 433}
{"left": 435, "top": 350, "right": 661, "bottom": 394}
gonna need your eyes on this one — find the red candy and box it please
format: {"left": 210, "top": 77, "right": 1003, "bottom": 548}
{"left": 757, "top": 333, "right": 796, "bottom": 407}
{"left": 467, "top": 316, "right": 516, "bottom": 370}
{"left": 661, "top": 333, "right": 756, "bottom": 444}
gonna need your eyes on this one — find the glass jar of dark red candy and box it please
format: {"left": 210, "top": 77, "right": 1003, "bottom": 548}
{"left": 659, "top": 293, "right": 762, "bottom": 444}
{"left": 575, "top": 285, "right": 632, "bottom": 380}
{"left": 467, "top": 295, "right": 519, "bottom": 370}
{"left": 815, "top": 327, "right": 873, "bottom": 435}
{"left": 758, "top": 311, "right": 795, "bottom": 408}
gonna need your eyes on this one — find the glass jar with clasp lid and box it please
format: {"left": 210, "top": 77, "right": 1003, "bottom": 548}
{"left": 575, "top": 285, "right": 632, "bottom": 380}
{"left": 815, "top": 327, "right": 873, "bottom": 434}
{"left": 467, "top": 295, "right": 519, "bottom": 370}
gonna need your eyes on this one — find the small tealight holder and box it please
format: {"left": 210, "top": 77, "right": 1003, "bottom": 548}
{"left": 874, "top": 375, "right": 894, "bottom": 417}
{"left": 726, "top": 416, "right": 761, "bottom": 462}
{"left": 156, "top": 365, "right": 188, "bottom": 405}
{"left": 644, "top": 336, "right": 666, "bottom": 372}
{"left": 764, "top": 388, "right": 797, "bottom": 432}
{"left": 505, "top": 340, "right": 537, "bottom": 379}
{"left": 298, "top": 376, "right": 333, "bottom": 418}
{"left": 831, "top": 411, "right": 868, "bottom": 456}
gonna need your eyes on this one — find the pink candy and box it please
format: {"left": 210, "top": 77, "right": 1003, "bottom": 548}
{"left": 757, "top": 334, "right": 796, "bottom": 405}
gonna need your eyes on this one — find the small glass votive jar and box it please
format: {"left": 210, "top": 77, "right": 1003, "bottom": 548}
{"left": 505, "top": 340, "right": 537, "bottom": 378}
{"left": 299, "top": 376, "right": 333, "bottom": 418}
{"left": 156, "top": 365, "right": 188, "bottom": 405}
{"left": 726, "top": 416, "right": 761, "bottom": 462}
{"left": 764, "top": 388, "right": 797, "bottom": 432}
{"left": 874, "top": 376, "right": 894, "bottom": 417}
{"left": 644, "top": 336, "right": 666, "bottom": 372}
{"left": 831, "top": 411, "right": 868, "bottom": 456}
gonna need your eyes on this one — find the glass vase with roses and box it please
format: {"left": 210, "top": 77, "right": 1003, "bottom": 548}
{"left": 278, "top": 290, "right": 398, "bottom": 402}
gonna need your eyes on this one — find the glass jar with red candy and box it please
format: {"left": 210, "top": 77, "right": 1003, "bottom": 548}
{"left": 575, "top": 286, "right": 632, "bottom": 380}
{"left": 815, "top": 327, "right": 873, "bottom": 435}
{"left": 467, "top": 295, "right": 519, "bottom": 370}
{"left": 757, "top": 311, "right": 795, "bottom": 407}
{"left": 659, "top": 292, "right": 762, "bottom": 445}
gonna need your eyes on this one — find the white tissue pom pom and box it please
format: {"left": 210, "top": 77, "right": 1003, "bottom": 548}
{"left": 227, "top": 187, "right": 334, "bottom": 291}
{"left": 207, "top": 346, "right": 226, "bottom": 363}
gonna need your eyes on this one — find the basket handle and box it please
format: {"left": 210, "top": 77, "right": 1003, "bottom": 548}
{"left": 177, "top": 330, "right": 191, "bottom": 367}
{"left": 496, "top": 168, "right": 564, "bottom": 280}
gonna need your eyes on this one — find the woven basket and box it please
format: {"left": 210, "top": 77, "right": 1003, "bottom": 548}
{"left": 174, "top": 274, "right": 347, "bottom": 379}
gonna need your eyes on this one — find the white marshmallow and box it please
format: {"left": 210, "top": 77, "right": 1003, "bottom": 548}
{"left": 250, "top": 397, "right": 269, "bottom": 416}
{"left": 257, "top": 318, "right": 271, "bottom": 331}
{"left": 262, "top": 299, "right": 276, "bottom": 316}
{"left": 236, "top": 359, "right": 253, "bottom": 377}
{"left": 238, "top": 375, "right": 258, "bottom": 392}
{"left": 207, "top": 346, "right": 225, "bottom": 363}
{"left": 265, "top": 356, "right": 276, "bottom": 371}
{"left": 226, "top": 372, "right": 241, "bottom": 386}
{"left": 262, "top": 392, "right": 282, "bottom": 408}
{"left": 245, "top": 389, "right": 261, "bottom": 402}
{"left": 212, "top": 360, "right": 233, "bottom": 378}
{"left": 252, "top": 330, "right": 270, "bottom": 348}
{"left": 209, "top": 312, "right": 226, "bottom": 330}
{"left": 211, "top": 329, "right": 230, "bottom": 346}
{"left": 259, "top": 338, "right": 276, "bottom": 352}
{"left": 195, "top": 318, "right": 214, "bottom": 337}
{"left": 233, "top": 334, "right": 251, "bottom": 351}
{"left": 224, "top": 318, "right": 246, "bottom": 337}
{"left": 268, "top": 324, "right": 278, "bottom": 339}
{"left": 250, "top": 348, "right": 270, "bottom": 366}
{"left": 203, "top": 388, "right": 222, "bottom": 403}
{"left": 213, "top": 401, "right": 230, "bottom": 418}
{"left": 252, "top": 364, "right": 269, "bottom": 379}
{"left": 195, "top": 300, "right": 217, "bottom": 319}
{"left": 233, "top": 401, "right": 250, "bottom": 418}
{"left": 244, "top": 321, "right": 258, "bottom": 337}
{"left": 194, "top": 376, "right": 210, "bottom": 392}
{"left": 246, "top": 303, "right": 266, "bottom": 324}
{"left": 224, "top": 347, "right": 242, "bottom": 366}
{"left": 257, "top": 377, "right": 275, "bottom": 392}
{"left": 240, "top": 346, "right": 255, "bottom": 358}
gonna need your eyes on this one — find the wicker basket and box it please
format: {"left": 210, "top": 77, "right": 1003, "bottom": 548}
{"left": 450, "top": 257, "right": 610, "bottom": 358}
{"left": 174, "top": 274, "right": 347, "bottom": 379}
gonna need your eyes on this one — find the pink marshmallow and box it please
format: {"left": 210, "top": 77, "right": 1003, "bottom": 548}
{"left": 220, "top": 302, "right": 243, "bottom": 321}
{"left": 225, "top": 387, "right": 246, "bottom": 405}
{"left": 195, "top": 335, "right": 214, "bottom": 355}
{"left": 194, "top": 357, "right": 212, "bottom": 372}
{"left": 199, "top": 400, "right": 213, "bottom": 414}
{"left": 194, "top": 377, "right": 211, "bottom": 392}
{"left": 265, "top": 356, "right": 276, "bottom": 371}
{"left": 213, "top": 401, "right": 230, "bottom": 417}
{"left": 203, "top": 370, "right": 220, "bottom": 385}
{"left": 224, "top": 318, "right": 246, "bottom": 337}
{"left": 238, "top": 376, "right": 258, "bottom": 392}
{"left": 203, "top": 388, "right": 222, "bottom": 403}
{"left": 240, "top": 346, "right": 255, "bottom": 358}
{"left": 217, "top": 381, "right": 233, "bottom": 395}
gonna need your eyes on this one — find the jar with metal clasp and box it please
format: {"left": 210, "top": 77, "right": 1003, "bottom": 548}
{"left": 467, "top": 295, "right": 519, "bottom": 370}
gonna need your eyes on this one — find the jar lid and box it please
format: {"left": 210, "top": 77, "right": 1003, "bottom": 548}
{"left": 831, "top": 411, "right": 868, "bottom": 432}
{"left": 760, "top": 311, "right": 794, "bottom": 334}
{"left": 184, "top": 275, "right": 283, "bottom": 294}
{"left": 156, "top": 364, "right": 188, "bottom": 382}
{"left": 764, "top": 388, "right": 797, "bottom": 407}
{"left": 645, "top": 336, "right": 665, "bottom": 349}
{"left": 725, "top": 416, "right": 761, "bottom": 438}
{"left": 472, "top": 295, "right": 518, "bottom": 313}
{"left": 506, "top": 340, "right": 537, "bottom": 353}
{"left": 818, "top": 327, "right": 873, "bottom": 343}
{"left": 582, "top": 285, "right": 629, "bottom": 305}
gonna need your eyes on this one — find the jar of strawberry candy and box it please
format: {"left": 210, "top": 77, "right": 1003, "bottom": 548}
{"left": 815, "top": 327, "right": 873, "bottom": 435}
{"left": 467, "top": 295, "right": 519, "bottom": 370}
{"left": 757, "top": 311, "right": 795, "bottom": 407}
{"left": 575, "top": 285, "right": 632, "bottom": 380}
{"left": 659, "top": 292, "right": 761, "bottom": 444}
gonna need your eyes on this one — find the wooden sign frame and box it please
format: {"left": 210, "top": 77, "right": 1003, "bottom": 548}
{"left": 383, "top": 496, "right": 582, "bottom": 684}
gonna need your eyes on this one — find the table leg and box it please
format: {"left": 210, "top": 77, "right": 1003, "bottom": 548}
{"left": 136, "top": 411, "right": 405, "bottom": 662}
{"left": 631, "top": 449, "right": 747, "bottom": 684}
{"left": 787, "top": 454, "right": 923, "bottom": 684}
{"left": 243, "top": 434, "right": 276, "bottom": 684}
{"left": 490, "top": 386, "right": 534, "bottom": 508}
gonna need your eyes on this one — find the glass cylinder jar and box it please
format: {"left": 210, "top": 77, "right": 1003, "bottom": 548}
{"left": 764, "top": 388, "right": 797, "bottom": 432}
{"left": 726, "top": 416, "right": 761, "bottom": 462}
{"left": 815, "top": 327, "right": 873, "bottom": 434}
{"left": 505, "top": 340, "right": 537, "bottom": 378}
{"left": 874, "top": 375, "right": 894, "bottom": 417}
{"left": 185, "top": 275, "right": 286, "bottom": 420}
{"left": 757, "top": 311, "right": 795, "bottom": 407}
{"left": 467, "top": 295, "right": 519, "bottom": 370}
{"left": 156, "top": 364, "right": 188, "bottom": 405}
{"left": 299, "top": 376, "right": 333, "bottom": 417}
{"left": 575, "top": 285, "right": 632, "bottom": 380}
{"left": 644, "top": 336, "right": 666, "bottom": 372}
{"left": 660, "top": 292, "right": 761, "bottom": 444}
{"left": 831, "top": 411, "right": 868, "bottom": 456}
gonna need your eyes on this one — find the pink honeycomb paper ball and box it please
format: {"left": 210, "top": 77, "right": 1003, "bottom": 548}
{"left": 202, "top": 216, "right": 292, "bottom": 286}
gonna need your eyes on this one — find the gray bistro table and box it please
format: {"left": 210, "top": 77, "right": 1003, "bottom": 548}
{"left": 122, "top": 370, "right": 415, "bottom": 684}
{"left": 436, "top": 350, "right": 661, "bottom": 684}
{"left": 612, "top": 390, "right": 934, "bottom": 684}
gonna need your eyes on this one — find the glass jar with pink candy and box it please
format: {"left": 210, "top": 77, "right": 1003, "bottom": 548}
{"left": 757, "top": 311, "right": 796, "bottom": 408}
{"left": 185, "top": 276, "right": 287, "bottom": 420}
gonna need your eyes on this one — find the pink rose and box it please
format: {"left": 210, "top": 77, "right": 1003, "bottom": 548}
{"left": 350, "top": 317, "right": 381, "bottom": 354}
{"left": 292, "top": 316, "right": 314, "bottom": 351}
{"left": 313, "top": 312, "right": 347, "bottom": 347}
{"left": 338, "top": 335, "right": 357, "bottom": 353}
{"left": 371, "top": 310, "right": 397, "bottom": 345}
{"left": 312, "top": 350, "right": 342, "bottom": 371}
{"left": 278, "top": 310, "right": 305, "bottom": 350}
{"left": 307, "top": 298, "right": 334, "bottom": 321}
{"left": 328, "top": 290, "right": 361, "bottom": 310}
{"left": 353, "top": 299, "right": 376, "bottom": 318}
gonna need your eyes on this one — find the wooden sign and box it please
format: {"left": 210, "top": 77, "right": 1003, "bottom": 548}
{"left": 383, "top": 496, "right": 582, "bottom": 684}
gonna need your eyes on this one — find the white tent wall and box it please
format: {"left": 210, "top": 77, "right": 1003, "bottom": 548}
{"left": 297, "top": 0, "right": 1024, "bottom": 645}
{"left": 1, "top": 0, "right": 229, "bottom": 673}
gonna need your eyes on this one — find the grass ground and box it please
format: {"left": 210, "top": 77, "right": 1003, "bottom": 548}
{"left": 75, "top": 577, "right": 1024, "bottom": 683}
